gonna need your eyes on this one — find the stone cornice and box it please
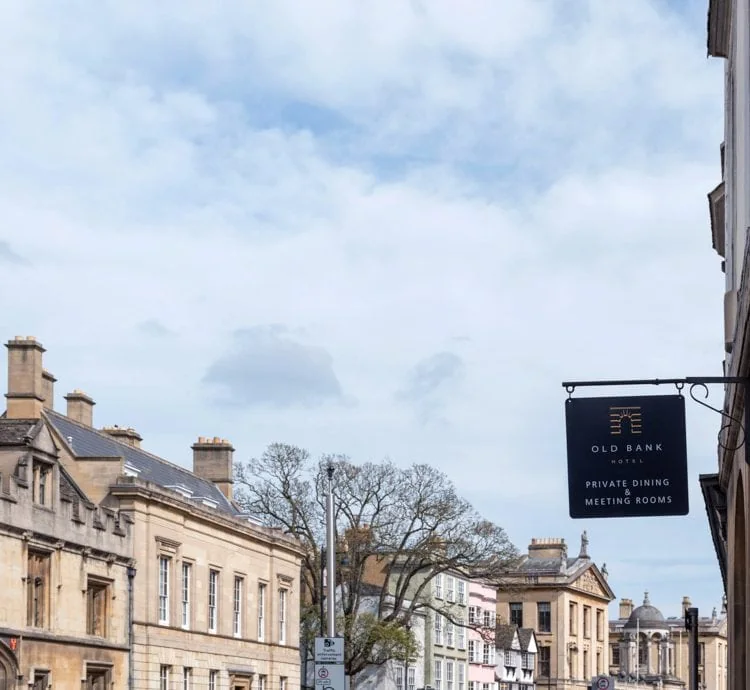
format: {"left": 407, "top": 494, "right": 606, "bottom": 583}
{"left": 0, "top": 523, "right": 134, "bottom": 567}
{"left": 110, "top": 479, "right": 305, "bottom": 559}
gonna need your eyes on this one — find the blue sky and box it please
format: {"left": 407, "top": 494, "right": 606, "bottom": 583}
{"left": 0, "top": 1, "right": 727, "bottom": 618}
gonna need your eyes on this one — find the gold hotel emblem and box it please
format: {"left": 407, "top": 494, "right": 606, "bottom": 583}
{"left": 609, "top": 406, "right": 642, "bottom": 435}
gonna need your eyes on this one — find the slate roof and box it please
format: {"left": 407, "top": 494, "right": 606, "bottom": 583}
{"left": 0, "top": 419, "right": 39, "bottom": 445}
{"left": 517, "top": 556, "right": 582, "bottom": 573}
{"left": 495, "top": 624, "right": 518, "bottom": 650}
{"left": 45, "top": 410, "right": 238, "bottom": 515}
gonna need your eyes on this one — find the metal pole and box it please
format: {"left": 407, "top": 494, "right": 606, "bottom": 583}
{"left": 686, "top": 607, "right": 699, "bottom": 690}
{"left": 320, "top": 545, "right": 326, "bottom": 636}
{"left": 326, "top": 460, "right": 336, "bottom": 637}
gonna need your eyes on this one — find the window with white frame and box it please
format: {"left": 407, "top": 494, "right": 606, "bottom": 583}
{"left": 446, "top": 619, "right": 454, "bottom": 647}
{"left": 208, "top": 670, "right": 218, "bottom": 690}
{"left": 258, "top": 582, "right": 266, "bottom": 641}
{"left": 468, "top": 640, "right": 478, "bottom": 663}
{"left": 396, "top": 665, "right": 404, "bottom": 690}
{"left": 233, "top": 576, "right": 243, "bottom": 637}
{"left": 483, "top": 610, "right": 494, "bottom": 628}
{"left": 159, "top": 666, "right": 170, "bottom": 690}
{"left": 407, "top": 666, "right": 415, "bottom": 690}
{"left": 446, "top": 660, "right": 454, "bottom": 690}
{"left": 208, "top": 569, "right": 219, "bottom": 633}
{"left": 457, "top": 617, "right": 466, "bottom": 649}
{"left": 258, "top": 675, "right": 267, "bottom": 690}
{"left": 434, "top": 658, "right": 443, "bottom": 690}
{"left": 278, "top": 588, "right": 287, "bottom": 644}
{"left": 468, "top": 682, "right": 475, "bottom": 690}
{"left": 434, "top": 574, "right": 443, "bottom": 599}
{"left": 158, "top": 556, "right": 170, "bottom": 625}
{"left": 181, "top": 563, "right": 191, "bottom": 629}
{"left": 457, "top": 579, "right": 466, "bottom": 605}
{"left": 182, "top": 667, "right": 192, "bottom": 690}
{"left": 482, "top": 684, "right": 490, "bottom": 690}
{"left": 446, "top": 576, "right": 455, "bottom": 602}
{"left": 434, "top": 613, "right": 443, "bottom": 645}
{"left": 468, "top": 606, "right": 478, "bottom": 624}
{"left": 457, "top": 663, "right": 465, "bottom": 690}
{"left": 483, "top": 642, "right": 491, "bottom": 665}
{"left": 504, "top": 650, "right": 513, "bottom": 665}
{"left": 280, "top": 677, "right": 288, "bottom": 690}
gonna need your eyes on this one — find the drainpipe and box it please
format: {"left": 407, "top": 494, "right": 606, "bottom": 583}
{"left": 127, "top": 565, "right": 137, "bottom": 690}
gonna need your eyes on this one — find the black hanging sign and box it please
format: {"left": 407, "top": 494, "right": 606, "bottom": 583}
{"left": 566, "top": 394, "right": 689, "bottom": 518}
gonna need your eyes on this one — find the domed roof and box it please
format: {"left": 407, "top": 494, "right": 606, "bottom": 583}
{"left": 624, "top": 592, "right": 666, "bottom": 629}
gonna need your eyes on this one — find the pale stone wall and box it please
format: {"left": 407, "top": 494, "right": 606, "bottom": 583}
{"left": 111, "top": 479, "right": 303, "bottom": 690}
{"left": 0, "top": 426, "right": 133, "bottom": 689}
{"left": 497, "top": 587, "right": 609, "bottom": 689}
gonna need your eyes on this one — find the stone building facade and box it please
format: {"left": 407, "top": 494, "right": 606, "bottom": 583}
{"left": 704, "top": 3, "right": 750, "bottom": 689}
{"left": 0, "top": 411, "right": 134, "bottom": 690}
{"left": 1, "top": 336, "right": 305, "bottom": 689}
{"left": 495, "top": 534, "right": 614, "bottom": 690}
{"left": 609, "top": 595, "right": 728, "bottom": 690}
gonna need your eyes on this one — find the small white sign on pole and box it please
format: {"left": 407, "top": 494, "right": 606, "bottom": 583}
{"left": 315, "top": 637, "right": 344, "bottom": 664}
{"left": 314, "top": 663, "right": 345, "bottom": 690}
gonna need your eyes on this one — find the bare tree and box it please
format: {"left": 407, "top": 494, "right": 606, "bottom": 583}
{"left": 234, "top": 443, "right": 519, "bottom": 680}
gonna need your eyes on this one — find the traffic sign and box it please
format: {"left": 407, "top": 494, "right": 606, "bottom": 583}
{"left": 314, "top": 664, "right": 345, "bottom": 690}
{"left": 594, "top": 676, "right": 612, "bottom": 690}
{"left": 315, "top": 637, "right": 344, "bottom": 664}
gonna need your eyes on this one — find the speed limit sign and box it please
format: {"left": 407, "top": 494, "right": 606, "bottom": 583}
{"left": 594, "top": 676, "right": 612, "bottom": 690}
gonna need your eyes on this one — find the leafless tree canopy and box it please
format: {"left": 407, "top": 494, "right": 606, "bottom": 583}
{"left": 234, "top": 443, "right": 519, "bottom": 678}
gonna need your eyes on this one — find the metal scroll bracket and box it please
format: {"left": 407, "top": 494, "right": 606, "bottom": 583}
{"left": 561, "top": 376, "right": 750, "bottom": 454}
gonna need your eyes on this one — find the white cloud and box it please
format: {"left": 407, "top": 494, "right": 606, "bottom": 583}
{"left": 0, "top": 0, "right": 727, "bottom": 614}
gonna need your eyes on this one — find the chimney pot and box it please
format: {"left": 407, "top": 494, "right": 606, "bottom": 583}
{"left": 64, "top": 390, "right": 96, "bottom": 426}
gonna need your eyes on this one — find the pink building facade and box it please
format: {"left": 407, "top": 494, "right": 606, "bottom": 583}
{"left": 468, "top": 579, "right": 498, "bottom": 690}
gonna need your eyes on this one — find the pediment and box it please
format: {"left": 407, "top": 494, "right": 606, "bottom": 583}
{"left": 29, "top": 421, "right": 59, "bottom": 458}
{"left": 570, "top": 565, "right": 614, "bottom": 600}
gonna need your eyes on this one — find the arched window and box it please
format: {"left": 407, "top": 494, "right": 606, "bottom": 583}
{"left": 0, "top": 644, "right": 17, "bottom": 690}
{"left": 638, "top": 634, "right": 649, "bottom": 666}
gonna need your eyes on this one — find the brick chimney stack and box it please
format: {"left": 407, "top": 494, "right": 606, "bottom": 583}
{"left": 42, "top": 369, "right": 56, "bottom": 410}
{"left": 682, "top": 596, "right": 692, "bottom": 616}
{"left": 102, "top": 425, "right": 142, "bottom": 448}
{"left": 192, "top": 437, "right": 234, "bottom": 500}
{"left": 619, "top": 598, "right": 634, "bottom": 619}
{"left": 65, "top": 389, "right": 95, "bottom": 426}
{"left": 5, "top": 336, "right": 46, "bottom": 419}
{"left": 528, "top": 537, "right": 567, "bottom": 559}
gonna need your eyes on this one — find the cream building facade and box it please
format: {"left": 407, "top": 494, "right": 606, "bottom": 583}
{"left": 704, "top": 3, "right": 750, "bottom": 690}
{"left": 1, "top": 336, "right": 305, "bottom": 689}
{"left": 609, "top": 595, "right": 728, "bottom": 690}
{"left": 496, "top": 534, "right": 614, "bottom": 690}
{"left": 0, "top": 413, "right": 134, "bottom": 689}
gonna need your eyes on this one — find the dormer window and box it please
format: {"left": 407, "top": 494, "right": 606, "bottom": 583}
{"left": 166, "top": 485, "right": 194, "bottom": 499}
{"left": 32, "top": 460, "right": 53, "bottom": 507}
{"left": 123, "top": 463, "right": 141, "bottom": 478}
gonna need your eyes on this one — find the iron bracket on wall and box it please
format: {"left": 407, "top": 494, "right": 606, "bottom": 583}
{"left": 561, "top": 376, "right": 750, "bottom": 453}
